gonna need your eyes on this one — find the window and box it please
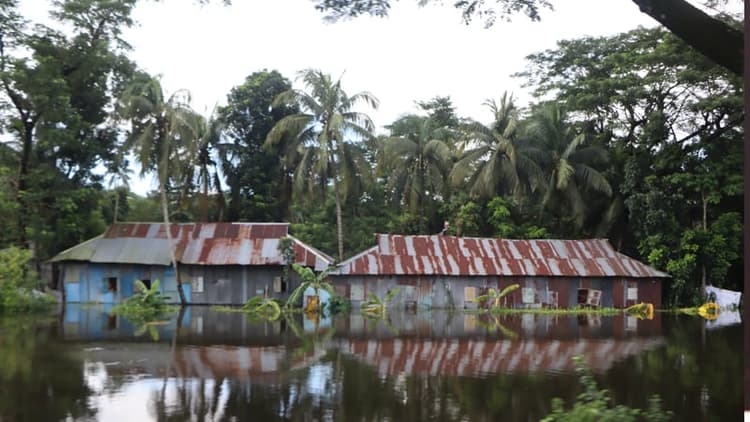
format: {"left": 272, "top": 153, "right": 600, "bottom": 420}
{"left": 64, "top": 265, "right": 81, "bottom": 283}
{"left": 464, "top": 286, "right": 477, "bottom": 302}
{"left": 627, "top": 287, "right": 638, "bottom": 301}
{"left": 105, "top": 277, "right": 117, "bottom": 293}
{"left": 273, "top": 276, "right": 287, "bottom": 293}
{"left": 350, "top": 284, "right": 364, "bottom": 301}
{"left": 191, "top": 276, "right": 204, "bottom": 293}
{"left": 522, "top": 287, "right": 535, "bottom": 304}
{"left": 138, "top": 279, "right": 151, "bottom": 292}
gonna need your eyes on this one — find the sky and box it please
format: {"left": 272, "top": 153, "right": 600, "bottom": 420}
{"left": 21, "top": 0, "right": 657, "bottom": 194}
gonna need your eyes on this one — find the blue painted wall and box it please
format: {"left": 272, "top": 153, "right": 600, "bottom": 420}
{"left": 61, "top": 262, "right": 185, "bottom": 304}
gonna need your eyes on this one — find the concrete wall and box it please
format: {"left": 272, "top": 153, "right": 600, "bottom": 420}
{"left": 59, "top": 262, "right": 301, "bottom": 305}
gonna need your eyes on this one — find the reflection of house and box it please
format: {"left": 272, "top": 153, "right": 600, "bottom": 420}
{"left": 338, "top": 336, "right": 665, "bottom": 375}
{"left": 331, "top": 234, "right": 668, "bottom": 309}
{"left": 50, "top": 223, "right": 333, "bottom": 304}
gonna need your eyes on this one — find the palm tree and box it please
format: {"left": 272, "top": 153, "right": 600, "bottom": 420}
{"left": 119, "top": 75, "right": 202, "bottom": 305}
{"left": 450, "top": 93, "right": 544, "bottom": 199}
{"left": 181, "top": 112, "right": 225, "bottom": 222}
{"left": 266, "top": 69, "right": 378, "bottom": 261}
{"left": 381, "top": 115, "right": 453, "bottom": 227}
{"left": 527, "top": 104, "right": 612, "bottom": 230}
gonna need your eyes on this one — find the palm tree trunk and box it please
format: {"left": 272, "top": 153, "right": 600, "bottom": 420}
{"left": 332, "top": 177, "right": 345, "bottom": 262}
{"left": 160, "top": 183, "right": 187, "bottom": 305}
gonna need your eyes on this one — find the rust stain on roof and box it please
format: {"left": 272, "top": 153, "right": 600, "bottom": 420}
{"left": 56, "top": 223, "right": 334, "bottom": 269}
{"left": 334, "top": 234, "right": 668, "bottom": 278}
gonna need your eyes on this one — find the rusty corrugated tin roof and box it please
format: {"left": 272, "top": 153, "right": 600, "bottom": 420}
{"left": 51, "top": 223, "right": 334, "bottom": 270}
{"left": 333, "top": 234, "right": 668, "bottom": 278}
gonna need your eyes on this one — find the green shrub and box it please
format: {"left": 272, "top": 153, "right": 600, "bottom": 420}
{"left": 0, "top": 247, "right": 55, "bottom": 314}
{"left": 542, "top": 356, "right": 672, "bottom": 422}
{"left": 112, "top": 279, "right": 175, "bottom": 323}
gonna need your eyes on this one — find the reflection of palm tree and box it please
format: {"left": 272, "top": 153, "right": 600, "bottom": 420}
{"left": 266, "top": 69, "right": 378, "bottom": 261}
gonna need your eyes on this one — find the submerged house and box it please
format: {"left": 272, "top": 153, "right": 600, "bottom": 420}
{"left": 50, "top": 223, "right": 334, "bottom": 305}
{"left": 331, "top": 234, "right": 668, "bottom": 309}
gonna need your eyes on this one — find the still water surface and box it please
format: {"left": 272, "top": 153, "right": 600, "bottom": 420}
{"left": 0, "top": 306, "right": 742, "bottom": 421}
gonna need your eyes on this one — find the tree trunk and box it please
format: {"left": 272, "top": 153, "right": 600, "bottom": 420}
{"left": 332, "top": 177, "right": 345, "bottom": 262}
{"left": 632, "top": 0, "right": 743, "bottom": 75}
{"left": 160, "top": 183, "right": 187, "bottom": 305}
{"left": 15, "top": 122, "right": 34, "bottom": 247}
{"left": 701, "top": 190, "right": 707, "bottom": 291}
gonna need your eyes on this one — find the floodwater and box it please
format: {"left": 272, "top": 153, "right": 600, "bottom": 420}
{"left": 0, "top": 306, "right": 742, "bottom": 421}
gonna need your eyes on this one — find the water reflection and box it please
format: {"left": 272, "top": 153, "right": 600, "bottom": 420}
{"left": 0, "top": 306, "right": 742, "bottom": 421}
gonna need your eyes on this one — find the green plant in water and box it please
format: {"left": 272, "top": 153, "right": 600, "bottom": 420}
{"left": 242, "top": 296, "right": 282, "bottom": 320}
{"left": 361, "top": 287, "right": 401, "bottom": 317}
{"left": 286, "top": 264, "right": 336, "bottom": 312}
{"left": 473, "top": 284, "right": 520, "bottom": 309}
{"left": 112, "top": 279, "right": 176, "bottom": 324}
{"left": 475, "top": 314, "right": 518, "bottom": 338}
{"left": 542, "top": 356, "right": 672, "bottom": 422}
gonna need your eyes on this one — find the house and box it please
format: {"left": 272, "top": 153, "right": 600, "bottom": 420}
{"left": 49, "top": 222, "right": 334, "bottom": 305}
{"left": 330, "top": 234, "right": 669, "bottom": 309}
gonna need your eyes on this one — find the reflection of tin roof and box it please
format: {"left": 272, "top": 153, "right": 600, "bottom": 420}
{"left": 334, "top": 234, "right": 668, "bottom": 278}
{"left": 339, "top": 337, "right": 665, "bottom": 376}
{"left": 50, "top": 223, "right": 334, "bottom": 270}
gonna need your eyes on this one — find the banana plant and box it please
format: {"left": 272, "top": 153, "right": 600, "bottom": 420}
{"left": 474, "top": 284, "right": 520, "bottom": 309}
{"left": 242, "top": 296, "right": 282, "bottom": 320}
{"left": 133, "top": 279, "right": 168, "bottom": 307}
{"left": 361, "top": 287, "right": 401, "bottom": 318}
{"left": 286, "top": 264, "right": 336, "bottom": 312}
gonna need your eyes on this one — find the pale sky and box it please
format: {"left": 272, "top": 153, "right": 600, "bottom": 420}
{"left": 20, "top": 0, "right": 657, "bottom": 194}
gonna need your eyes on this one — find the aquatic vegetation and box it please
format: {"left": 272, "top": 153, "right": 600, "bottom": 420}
{"left": 111, "top": 279, "right": 176, "bottom": 323}
{"left": 542, "top": 356, "right": 673, "bottom": 422}
{"left": 242, "top": 296, "right": 282, "bottom": 320}
{"left": 625, "top": 302, "right": 655, "bottom": 320}
{"left": 473, "top": 284, "right": 520, "bottom": 309}
{"left": 361, "top": 287, "right": 401, "bottom": 317}
{"left": 697, "top": 302, "right": 720, "bottom": 320}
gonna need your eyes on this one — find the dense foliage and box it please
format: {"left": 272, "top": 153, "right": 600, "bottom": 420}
{"left": 542, "top": 356, "right": 672, "bottom": 422}
{"left": 0, "top": 1, "right": 742, "bottom": 308}
{"left": 0, "top": 247, "right": 55, "bottom": 313}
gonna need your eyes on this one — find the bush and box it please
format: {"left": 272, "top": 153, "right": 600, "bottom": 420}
{"left": 0, "top": 247, "right": 55, "bottom": 314}
{"left": 326, "top": 295, "right": 351, "bottom": 315}
{"left": 112, "top": 279, "right": 175, "bottom": 323}
{"left": 542, "top": 356, "right": 672, "bottom": 422}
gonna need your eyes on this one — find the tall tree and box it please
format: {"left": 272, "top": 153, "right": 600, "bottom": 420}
{"left": 216, "top": 70, "right": 298, "bottom": 222}
{"left": 381, "top": 115, "right": 453, "bottom": 229}
{"left": 526, "top": 104, "right": 612, "bottom": 231}
{"left": 266, "top": 69, "right": 378, "bottom": 261}
{"left": 450, "top": 93, "right": 544, "bottom": 199}
{"left": 119, "top": 74, "right": 202, "bottom": 305}
{"left": 0, "top": 0, "right": 136, "bottom": 256}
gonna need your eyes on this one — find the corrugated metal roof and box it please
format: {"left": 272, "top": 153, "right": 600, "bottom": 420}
{"left": 333, "top": 234, "right": 668, "bottom": 278}
{"left": 50, "top": 223, "right": 334, "bottom": 269}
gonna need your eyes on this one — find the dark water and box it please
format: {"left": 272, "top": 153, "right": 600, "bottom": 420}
{"left": 0, "top": 306, "right": 742, "bottom": 421}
